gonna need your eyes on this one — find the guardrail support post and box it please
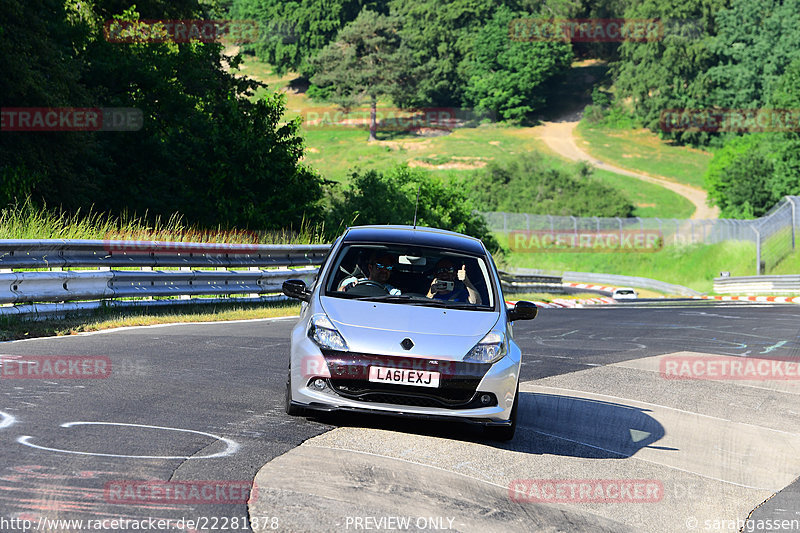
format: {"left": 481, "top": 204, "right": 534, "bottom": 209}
{"left": 753, "top": 227, "right": 762, "bottom": 275}
{"left": 790, "top": 196, "right": 797, "bottom": 250}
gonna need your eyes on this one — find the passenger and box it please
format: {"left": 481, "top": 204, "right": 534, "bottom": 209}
{"left": 426, "top": 258, "right": 481, "bottom": 304}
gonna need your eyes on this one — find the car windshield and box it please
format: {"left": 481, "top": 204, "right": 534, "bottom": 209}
{"left": 323, "top": 243, "right": 495, "bottom": 309}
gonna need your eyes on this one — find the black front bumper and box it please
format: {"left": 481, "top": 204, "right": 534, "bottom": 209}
{"left": 318, "top": 349, "right": 494, "bottom": 409}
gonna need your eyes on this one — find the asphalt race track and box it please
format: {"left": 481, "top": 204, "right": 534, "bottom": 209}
{"left": 1, "top": 302, "right": 799, "bottom": 532}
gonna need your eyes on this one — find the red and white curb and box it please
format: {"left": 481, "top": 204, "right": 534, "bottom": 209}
{"left": 505, "top": 281, "right": 618, "bottom": 308}
{"left": 506, "top": 297, "right": 615, "bottom": 309}
{"left": 562, "top": 282, "right": 617, "bottom": 293}
{"left": 692, "top": 295, "right": 800, "bottom": 304}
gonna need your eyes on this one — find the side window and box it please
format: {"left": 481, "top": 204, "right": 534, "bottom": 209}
{"left": 311, "top": 239, "right": 337, "bottom": 291}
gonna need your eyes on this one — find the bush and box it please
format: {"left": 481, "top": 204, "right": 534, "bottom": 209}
{"left": 325, "top": 165, "right": 499, "bottom": 251}
{"left": 704, "top": 135, "right": 778, "bottom": 218}
{"left": 468, "top": 153, "right": 635, "bottom": 217}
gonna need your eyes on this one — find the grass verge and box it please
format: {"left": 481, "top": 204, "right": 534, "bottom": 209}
{"left": 771, "top": 249, "right": 800, "bottom": 275}
{"left": 497, "top": 238, "right": 757, "bottom": 293}
{"left": 0, "top": 300, "right": 301, "bottom": 342}
{"left": 575, "top": 121, "right": 713, "bottom": 189}
{"left": 0, "top": 199, "right": 326, "bottom": 243}
{"left": 237, "top": 55, "right": 696, "bottom": 220}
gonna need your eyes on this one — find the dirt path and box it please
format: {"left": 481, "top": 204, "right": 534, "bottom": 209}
{"left": 532, "top": 116, "right": 719, "bottom": 220}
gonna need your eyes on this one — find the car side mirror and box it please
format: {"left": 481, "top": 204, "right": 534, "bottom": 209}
{"left": 282, "top": 279, "right": 311, "bottom": 302}
{"left": 508, "top": 300, "right": 537, "bottom": 322}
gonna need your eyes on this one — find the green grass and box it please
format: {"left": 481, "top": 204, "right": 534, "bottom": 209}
{"left": 771, "top": 248, "right": 800, "bottom": 275}
{"left": 575, "top": 121, "right": 713, "bottom": 189}
{"left": 234, "top": 54, "right": 698, "bottom": 219}
{"left": 0, "top": 199, "right": 327, "bottom": 244}
{"left": 300, "top": 124, "right": 533, "bottom": 183}
{"left": 541, "top": 154, "right": 695, "bottom": 219}
{"left": 302, "top": 126, "right": 693, "bottom": 218}
{"left": 497, "top": 238, "right": 758, "bottom": 293}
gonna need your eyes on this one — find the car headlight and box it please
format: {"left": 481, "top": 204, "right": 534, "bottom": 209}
{"left": 308, "top": 314, "right": 348, "bottom": 351}
{"left": 465, "top": 331, "right": 506, "bottom": 364}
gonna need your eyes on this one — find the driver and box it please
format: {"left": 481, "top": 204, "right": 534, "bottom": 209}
{"left": 338, "top": 252, "right": 401, "bottom": 295}
{"left": 426, "top": 258, "right": 481, "bottom": 304}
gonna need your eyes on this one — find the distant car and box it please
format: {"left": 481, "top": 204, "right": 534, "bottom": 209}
{"left": 612, "top": 287, "right": 638, "bottom": 300}
{"left": 281, "top": 225, "right": 538, "bottom": 441}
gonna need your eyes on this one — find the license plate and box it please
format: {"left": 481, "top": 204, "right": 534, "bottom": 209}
{"left": 368, "top": 366, "right": 440, "bottom": 388}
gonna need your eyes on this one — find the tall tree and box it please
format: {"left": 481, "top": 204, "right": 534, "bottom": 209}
{"left": 464, "top": 5, "right": 573, "bottom": 122}
{"left": 613, "top": 0, "right": 728, "bottom": 144}
{"left": 705, "top": 0, "right": 800, "bottom": 111}
{"left": 311, "top": 9, "right": 406, "bottom": 141}
{"left": 230, "top": 0, "right": 388, "bottom": 77}
{"left": 1, "top": 0, "right": 323, "bottom": 229}
{"left": 388, "top": 0, "right": 496, "bottom": 108}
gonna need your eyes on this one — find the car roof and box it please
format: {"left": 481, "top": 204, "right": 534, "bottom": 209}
{"left": 342, "top": 225, "right": 486, "bottom": 255}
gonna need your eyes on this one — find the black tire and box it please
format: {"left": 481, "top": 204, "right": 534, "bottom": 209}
{"left": 485, "top": 383, "right": 518, "bottom": 441}
{"left": 285, "top": 366, "right": 305, "bottom": 416}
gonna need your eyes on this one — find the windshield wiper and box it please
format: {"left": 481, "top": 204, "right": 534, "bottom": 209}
{"left": 353, "top": 295, "right": 416, "bottom": 302}
{"left": 352, "top": 295, "right": 483, "bottom": 309}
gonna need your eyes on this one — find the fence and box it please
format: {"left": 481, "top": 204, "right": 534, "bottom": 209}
{"left": 482, "top": 195, "right": 800, "bottom": 275}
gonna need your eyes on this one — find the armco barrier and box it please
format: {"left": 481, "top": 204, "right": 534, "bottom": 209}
{"left": 0, "top": 239, "right": 330, "bottom": 269}
{"left": 0, "top": 268, "right": 319, "bottom": 304}
{"left": 498, "top": 271, "right": 562, "bottom": 294}
{"left": 563, "top": 271, "right": 701, "bottom": 296}
{"left": 0, "top": 239, "right": 715, "bottom": 317}
{"left": 0, "top": 239, "right": 327, "bottom": 316}
{"left": 713, "top": 275, "right": 800, "bottom": 295}
{"left": 498, "top": 268, "right": 700, "bottom": 296}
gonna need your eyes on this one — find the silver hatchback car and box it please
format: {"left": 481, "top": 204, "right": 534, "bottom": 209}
{"left": 281, "top": 225, "right": 537, "bottom": 440}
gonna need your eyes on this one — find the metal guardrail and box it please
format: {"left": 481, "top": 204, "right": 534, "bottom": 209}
{"left": 0, "top": 240, "right": 711, "bottom": 317}
{"left": 500, "top": 270, "right": 701, "bottom": 296}
{"left": 0, "top": 240, "right": 328, "bottom": 316}
{"left": 0, "top": 239, "right": 330, "bottom": 269}
{"left": 497, "top": 271, "right": 563, "bottom": 294}
{"left": 713, "top": 275, "right": 800, "bottom": 295}
{"left": 562, "top": 271, "right": 701, "bottom": 296}
{"left": 0, "top": 268, "right": 319, "bottom": 305}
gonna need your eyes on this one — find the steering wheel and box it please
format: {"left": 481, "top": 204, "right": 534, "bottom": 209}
{"left": 353, "top": 279, "right": 388, "bottom": 291}
{"left": 344, "top": 279, "right": 389, "bottom": 297}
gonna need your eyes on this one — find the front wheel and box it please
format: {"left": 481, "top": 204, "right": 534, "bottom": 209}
{"left": 485, "top": 383, "right": 518, "bottom": 441}
{"left": 285, "top": 366, "right": 305, "bottom": 416}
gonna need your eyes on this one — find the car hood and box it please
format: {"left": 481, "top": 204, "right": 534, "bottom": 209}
{"left": 320, "top": 296, "right": 500, "bottom": 360}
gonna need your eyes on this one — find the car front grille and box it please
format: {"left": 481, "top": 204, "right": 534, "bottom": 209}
{"left": 319, "top": 350, "right": 493, "bottom": 409}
